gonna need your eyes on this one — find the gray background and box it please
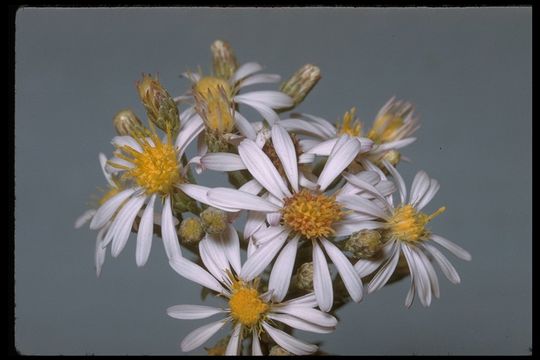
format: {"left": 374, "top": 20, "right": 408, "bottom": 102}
{"left": 15, "top": 7, "right": 531, "bottom": 355}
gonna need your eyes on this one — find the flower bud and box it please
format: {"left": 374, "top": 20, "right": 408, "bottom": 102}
{"left": 294, "top": 262, "right": 314, "bottom": 291}
{"left": 179, "top": 218, "right": 204, "bottom": 245}
{"left": 136, "top": 74, "right": 180, "bottom": 134}
{"left": 280, "top": 64, "right": 321, "bottom": 109}
{"left": 344, "top": 229, "right": 383, "bottom": 259}
{"left": 200, "top": 207, "right": 228, "bottom": 235}
{"left": 211, "top": 40, "right": 238, "bottom": 80}
{"left": 112, "top": 109, "right": 148, "bottom": 136}
{"left": 269, "top": 345, "right": 292, "bottom": 356}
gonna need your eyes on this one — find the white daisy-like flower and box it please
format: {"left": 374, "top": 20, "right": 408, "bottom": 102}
{"left": 88, "top": 120, "right": 204, "bottom": 267}
{"left": 180, "top": 125, "right": 394, "bottom": 312}
{"left": 280, "top": 97, "right": 419, "bottom": 163}
{"left": 167, "top": 237, "right": 337, "bottom": 355}
{"left": 353, "top": 160, "right": 472, "bottom": 307}
{"left": 175, "top": 62, "right": 293, "bottom": 144}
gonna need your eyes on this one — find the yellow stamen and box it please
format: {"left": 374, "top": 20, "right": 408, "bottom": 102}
{"left": 98, "top": 186, "right": 121, "bottom": 205}
{"left": 368, "top": 113, "right": 404, "bottom": 144}
{"left": 386, "top": 204, "right": 446, "bottom": 243}
{"left": 282, "top": 189, "right": 344, "bottom": 239}
{"left": 337, "top": 107, "right": 362, "bottom": 137}
{"left": 193, "top": 76, "right": 235, "bottom": 134}
{"left": 228, "top": 278, "right": 269, "bottom": 328}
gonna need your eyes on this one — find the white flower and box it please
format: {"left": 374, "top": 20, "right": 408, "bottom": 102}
{"left": 280, "top": 97, "right": 419, "bottom": 163}
{"left": 87, "top": 121, "right": 203, "bottom": 267}
{"left": 352, "top": 160, "right": 471, "bottom": 307}
{"left": 174, "top": 63, "right": 293, "bottom": 167}
{"left": 167, "top": 237, "right": 337, "bottom": 356}
{"left": 179, "top": 125, "right": 391, "bottom": 312}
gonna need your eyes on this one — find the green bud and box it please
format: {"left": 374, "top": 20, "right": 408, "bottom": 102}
{"left": 294, "top": 262, "right": 314, "bottom": 291}
{"left": 344, "top": 229, "right": 383, "bottom": 259}
{"left": 280, "top": 64, "right": 321, "bottom": 109}
{"left": 269, "top": 345, "right": 292, "bottom": 356}
{"left": 200, "top": 207, "right": 228, "bottom": 235}
{"left": 112, "top": 109, "right": 149, "bottom": 136}
{"left": 136, "top": 74, "right": 180, "bottom": 134}
{"left": 211, "top": 40, "right": 238, "bottom": 80}
{"left": 179, "top": 218, "right": 204, "bottom": 245}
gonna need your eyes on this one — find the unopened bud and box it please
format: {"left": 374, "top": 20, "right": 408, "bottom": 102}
{"left": 137, "top": 74, "right": 180, "bottom": 134}
{"left": 112, "top": 109, "right": 148, "bottom": 136}
{"left": 179, "top": 218, "right": 204, "bottom": 245}
{"left": 211, "top": 40, "right": 238, "bottom": 80}
{"left": 344, "top": 230, "right": 383, "bottom": 259}
{"left": 200, "top": 207, "right": 228, "bottom": 235}
{"left": 269, "top": 345, "right": 292, "bottom": 356}
{"left": 294, "top": 262, "right": 314, "bottom": 291}
{"left": 280, "top": 64, "right": 321, "bottom": 109}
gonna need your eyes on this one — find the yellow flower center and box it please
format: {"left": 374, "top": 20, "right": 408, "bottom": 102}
{"left": 368, "top": 113, "right": 404, "bottom": 144}
{"left": 98, "top": 186, "right": 122, "bottom": 205}
{"left": 228, "top": 281, "right": 269, "bottom": 328}
{"left": 193, "top": 76, "right": 235, "bottom": 134}
{"left": 282, "top": 189, "right": 344, "bottom": 239}
{"left": 386, "top": 204, "right": 446, "bottom": 243}
{"left": 337, "top": 107, "right": 362, "bottom": 137}
{"left": 110, "top": 132, "right": 181, "bottom": 195}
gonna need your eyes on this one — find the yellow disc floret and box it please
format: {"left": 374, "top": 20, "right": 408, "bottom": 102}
{"left": 228, "top": 280, "right": 269, "bottom": 328}
{"left": 337, "top": 107, "right": 362, "bottom": 137}
{"left": 193, "top": 76, "right": 235, "bottom": 134}
{"left": 110, "top": 131, "right": 181, "bottom": 195}
{"left": 386, "top": 204, "right": 446, "bottom": 243}
{"left": 282, "top": 189, "right": 344, "bottom": 239}
{"left": 368, "top": 112, "right": 404, "bottom": 144}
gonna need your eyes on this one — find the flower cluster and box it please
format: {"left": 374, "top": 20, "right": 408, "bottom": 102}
{"left": 76, "top": 40, "right": 471, "bottom": 355}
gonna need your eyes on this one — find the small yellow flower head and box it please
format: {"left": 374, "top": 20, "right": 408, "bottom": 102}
{"left": 344, "top": 229, "right": 383, "bottom": 259}
{"left": 269, "top": 345, "right": 292, "bottom": 356}
{"left": 200, "top": 207, "right": 228, "bottom": 235}
{"left": 368, "top": 100, "right": 414, "bottom": 144}
{"left": 280, "top": 63, "right": 321, "bottom": 108}
{"left": 294, "top": 262, "right": 314, "bottom": 291}
{"left": 112, "top": 109, "right": 147, "bottom": 136}
{"left": 193, "top": 77, "right": 236, "bottom": 136}
{"left": 211, "top": 40, "right": 238, "bottom": 80}
{"left": 282, "top": 189, "right": 344, "bottom": 239}
{"left": 337, "top": 107, "right": 362, "bottom": 137}
{"left": 386, "top": 204, "right": 446, "bottom": 243}
{"left": 229, "top": 278, "right": 269, "bottom": 328}
{"left": 136, "top": 74, "right": 180, "bottom": 134}
{"left": 179, "top": 217, "right": 204, "bottom": 245}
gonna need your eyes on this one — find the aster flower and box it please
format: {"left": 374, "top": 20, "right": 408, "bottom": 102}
{"left": 167, "top": 237, "right": 337, "bottom": 355}
{"left": 280, "top": 97, "right": 419, "bottom": 167}
{"left": 352, "top": 160, "right": 471, "bottom": 307}
{"left": 87, "top": 118, "right": 203, "bottom": 267}
{"left": 180, "top": 125, "right": 395, "bottom": 312}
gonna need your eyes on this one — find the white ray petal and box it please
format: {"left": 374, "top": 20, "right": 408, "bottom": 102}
{"left": 317, "top": 136, "right": 362, "bottom": 191}
{"left": 98, "top": 153, "right": 115, "bottom": 187}
{"left": 333, "top": 220, "right": 386, "bottom": 237}
{"left": 409, "top": 171, "right": 430, "bottom": 206}
{"left": 231, "top": 62, "right": 263, "bottom": 84}
{"left": 272, "top": 305, "right": 337, "bottom": 328}
{"left": 238, "top": 139, "right": 291, "bottom": 199}
{"left": 338, "top": 195, "right": 390, "bottom": 220}
{"left": 262, "top": 323, "right": 317, "bottom": 355}
{"left": 416, "top": 178, "right": 440, "bottom": 211}
{"left": 95, "top": 226, "right": 109, "bottom": 277}
{"left": 167, "top": 304, "right": 224, "bottom": 320}
{"left": 267, "top": 313, "right": 335, "bottom": 334}
{"left": 367, "top": 242, "right": 401, "bottom": 293}
{"left": 177, "top": 183, "right": 211, "bottom": 205}
{"left": 208, "top": 187, "right": 280, "bottom": 212}
{"left": 244, "top": 211, "right": 266, "bottom": 240}
{"left": 240, "top": 231, "right": 289, "bottom": 281}
{"left": 111, "top": 195, "right": 146, "bottom": 258}
{"left": 223, "top": 225, "right": 242, "bottom": 275}
{"left": 169, "top": 257, "right": 225, "bottom": 293}
{"left": 161, "top": 196, "right": 182, "bottom": 260}
{"left": 180, "top": 319, "right": 227, "bottom": 352}
{"left": 201, "top": 153, "right": 246, "bottom": 171}
{"left": 279, "top": 293, "right": 318, "bottom": 308}
{"left": 279, "top": 118, "right": 331, "bottom": 139}
{"left": 234, "top": 97, "right": 281, "bottom": 125}
{"left": 313, "top": 241, "right": 333, "bottom": 312}
{"left": 89, "top": 188, "right": 136, "bottom": 230}
{"left": 430, "top": 234, "right": 472, "bottom": 261}
{"left": 175, "top": 115, "right": 204, "bottom": 157}
{"left": 305, "top": 138, "right": 337, "bottom": 156}
{"left": 252, "top": 329, "right": 262, "bottom": 356}
{"left": 272, "top": 124, "right": 299, "bottom": 192}
{"left": 75, "top": 209, "right": 96, "bottom": 229}
{"left": 235, "top": 91, "right": 293, "bottom": 109}
{"left": 238, "top": 73, "right": 281, "bottom": 88}
{"left": 234, "top": 112, "right": 257, "bottom": 140}
{"left": 320, "top": 238, "right": 363, "bottom": 302}
{"left": 238, "top": 179, "right": 263, "bottom": 195}
{"left": 225, "top": 323, "right": 242, "bottom": 355}
{"left": 268, "top": 235, "right": 300, "bottom": 302}
{"left": 423, "top": 243, "right": 461, "bottom": 284}
{"left": 136, "top": 194, "right": 156, "bottom": 267}
{"left": 199, "top": 235, "right": 230, "bottom": 283}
